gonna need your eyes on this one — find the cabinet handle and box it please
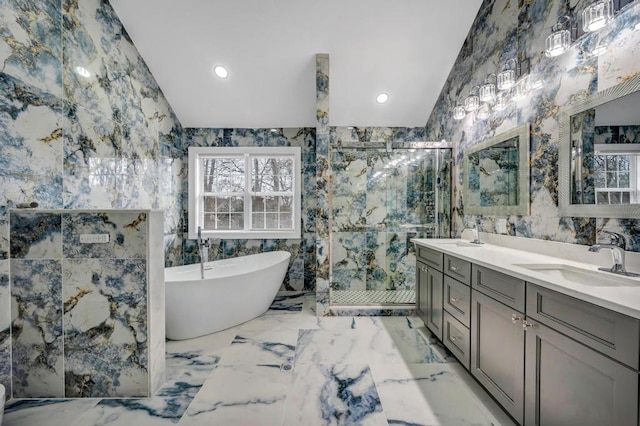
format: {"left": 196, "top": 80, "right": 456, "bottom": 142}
{"left": 522, "top": 321, "right": 536, "bottom": 330}
{"left": 449, "top": 297, "right": 460, "bottom": 303}
{"left": 511, "top": 314, "right": 522, "bottom": 324}
{"left": 450, "top": 336, "right": 459, "bottom": 341}
{"left": 421, "top": 266, "right": 428, "bottom": 273}
{"left": 450, "top": 265, "right": 459, "bottom": 272}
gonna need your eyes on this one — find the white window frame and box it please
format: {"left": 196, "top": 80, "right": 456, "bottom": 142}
{"left": 188, "top": 146, "right": 301, "bottom": 239}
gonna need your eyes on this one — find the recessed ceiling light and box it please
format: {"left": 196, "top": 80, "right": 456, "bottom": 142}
{"left": 635, "top": 22, "right": 640, "bottom": 31}
{"left": 213, "top": 65, "right": 229, "bottom": 79}
{"left": 376, "top": 93, "right": 389, "bottom": 104}
{"left": 74, "top": 66, "right": 91, "bottom": 78}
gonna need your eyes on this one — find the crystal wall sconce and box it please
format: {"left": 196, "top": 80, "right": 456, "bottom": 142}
{"left": 479, "top": 74, "right": 497, "bottom": 103}
{"left": 545, "top": 15, "right": 573, "bottom": 57}
{"left": 464, "top": 86, "right": 481, "bottom": 112}
{"left": 582, "top": 0, "right": 614, "bottom": 32}
{"left": 497, "top": 58, "right": 517, "bottom": 90}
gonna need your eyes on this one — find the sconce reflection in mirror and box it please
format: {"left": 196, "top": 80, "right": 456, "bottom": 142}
{"left": 559, "top": 74, "right": 640, "bottom": 218}
{"left": 464, "top": 123, "right": 530, "bottom": 215}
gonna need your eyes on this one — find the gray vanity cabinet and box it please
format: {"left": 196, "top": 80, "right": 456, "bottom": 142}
{"left": 417, "top": 261, "right": 444, "bottom": 340}
{"left": 471, "top": 289, "right": 525, "bottom": 425}
{"left": 524, "top": 319, "right": 638, "bottom": 426}
{"left": 415, "top": 246, "right": 444, "bottom": 340}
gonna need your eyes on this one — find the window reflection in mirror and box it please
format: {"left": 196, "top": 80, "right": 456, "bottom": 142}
{"left": 570, "top": 90, "right": 640, "bottom": 205}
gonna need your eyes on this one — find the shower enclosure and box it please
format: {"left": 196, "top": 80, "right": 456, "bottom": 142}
{"left": 329, "top": 141, "right": 452, "bottom": 307}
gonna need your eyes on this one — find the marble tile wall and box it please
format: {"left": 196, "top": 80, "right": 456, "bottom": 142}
{"left": 181, "top": 128, "right": 317, "bottom": 292}
{"left": 8, "top": 210, "right": 164, "bottom": 398}
{"left": 425, "top": 0, "right": 640, "bottom": 250}
{"left": 0, "top": 0, "right": 182, "bottom": 394}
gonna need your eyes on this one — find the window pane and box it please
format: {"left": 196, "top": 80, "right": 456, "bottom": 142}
{"left": 606, "top": 172, "right": 617, "bottom": 187}
{"left": 251, "top": 157, "right": 294, "bottom": 192}
{"left": 252, "top": 196, "right": 265, "bottom": 212}
{"left": 265, "top": 213, "right": 279, "bottom": 229}
{"left": 252, "top": 213, "right": 264, "bottom": 228}
{"left": 597, "top": 192, "right": 608, "bottom": 204}
{"left": 202, "top": 157, "right": 245, "bottom": 192}
{"left": 229, "top": 214, "right": 244, "bottom": 230}
{"left": 280, "top": 213, "right": 292, "bottom": 229}
{"left": 622, "top": 192, "right": 631, "bottom": 204}
{"left": 230, "top": 197, "right": 244, "bottom": 212}
{"left": 203, "top": 213, "right": 216, "bottom": 228}
{"left": 216, "top": 214, "right": 230, "bottom": 229}
{"left": 265, "top": 196, "right": 278, "bottom": 212}
{"left": 606, "top": 156, "right": 617, "bottom": 170}
{"left": 280, "top": 196, "right": 292, "bottom": 212}
{"left": 619, "top": 156, "right": 630, "bottom": 171}
{"left": 619, "top": 172, "right": 630, "bottom": 188}
{"left": 595, "top": 171, "right": 606, "bottom": 187}
{"left": 610, "top": 192, "right": 621, "bottom": 204}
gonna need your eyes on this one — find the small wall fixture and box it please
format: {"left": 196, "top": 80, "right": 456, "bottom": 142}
{"left": 453, "top": 104, "right": 466, "bottom": 120}
{"left": 582, "top": 0, "right": 614, "bottom": 32}
{"left": 545, "top": 16, "right": 573, "bottom": 57}
{"left": 464, "top": 86, "right": 480, "bottom": 112}
{"left": 497, "top": 58, "right": 517, "bottom": 90}
{"left": 74, "top": 66, "right": 91, "bottom": 78}
{"left": 479, "top": 74, "right": 497, "bottom": 103}
{"left": 376, "top": 93, "right": 389, "bottom": 104}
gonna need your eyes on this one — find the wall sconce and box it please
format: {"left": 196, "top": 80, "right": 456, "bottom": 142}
{"left": 453, "top": 104, "right": 466, "bottom": 120}
{"left": 464, "top": 86, "right": 481, "bottom": 112}
{"left": 545, "top": 15, "right": 573, "bottom": 57}
{"left": 582, "top": 0, "right": 614, "bottom": 32}
{"left": 479, "top": 74, "right": 497, "bottom": 103}
{"left": 497, "top": 58, "right": 517, "bottom": 90}
{"left": 512, "top": 75, "right": 529, "bottom": 101}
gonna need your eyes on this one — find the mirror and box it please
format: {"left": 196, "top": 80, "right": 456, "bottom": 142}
{"left": 559, "top": 75, "right": 640, "bottom": 218}
{"left": 463, "top": 123, "right": 530, "bottom": 215}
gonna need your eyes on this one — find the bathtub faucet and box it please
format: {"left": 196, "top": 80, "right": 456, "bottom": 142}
{"left": 197, "top": 226, "right": 211, "bottom": 279}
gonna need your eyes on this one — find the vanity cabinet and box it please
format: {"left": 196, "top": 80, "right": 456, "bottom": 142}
{"left": 413, "top": 241, "right": 640, "bottom": 426}
{"left": 416, "top": 246, "right": 444, "bottom": 340}
{"left": 524, "top": 319, "right": 638, "bottom": 426}
{"left": 471, "top": 283, "right": 525, "bottom": 424}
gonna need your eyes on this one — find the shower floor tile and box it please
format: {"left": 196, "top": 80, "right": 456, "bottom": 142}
{"left": 331, "top": 289, "right": 415, "bottom": 305}
{"left": 3, "top": 292, "right": 516, "bottom": 426}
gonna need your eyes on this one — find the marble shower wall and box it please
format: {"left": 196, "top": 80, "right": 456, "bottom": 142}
{"left": 425, "top": 0, "right": 640, "bottom": 249}
{"left": 182, "top": 128, "right": 317, "bottom": 292}
{"left": 8, "top": 210, "right": 164, "bottom": 398}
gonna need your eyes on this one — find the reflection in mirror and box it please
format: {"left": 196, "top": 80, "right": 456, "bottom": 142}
{"left": 464, "top": 123, "right": 530, "bottom": 215}
{"left": 559, "top": 74, "right": 640, "bottom": 218}
{"left": 570, "top": 90, "right": 640, "bottom": 205}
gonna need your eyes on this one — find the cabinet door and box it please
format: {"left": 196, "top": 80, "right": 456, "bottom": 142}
{"left": 416, "top": 261, "right": 429, "bottom": 320}
{"left": 471, "top": 289, "right": 524, "bottom": 425}
{"left": 525, "top": 320, "right": 638, "bottom": 426}
{"left": 425, "top": 268, "right": 443, "bottom": 340}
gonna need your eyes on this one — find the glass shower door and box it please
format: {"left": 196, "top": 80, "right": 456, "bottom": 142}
{"left": 329, "top": 144, "right": 451, "bottom": 307}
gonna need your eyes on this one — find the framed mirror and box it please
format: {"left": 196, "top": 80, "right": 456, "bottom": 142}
{"left": 463, "top": 123, "right": 530, "bottom": 215}
{"left": 559, "top": 75, "right": 640, "bottom": 218}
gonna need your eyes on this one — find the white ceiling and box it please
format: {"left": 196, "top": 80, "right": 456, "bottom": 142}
{"left": 110, "top": 0, "right": 482, "bottom": 129}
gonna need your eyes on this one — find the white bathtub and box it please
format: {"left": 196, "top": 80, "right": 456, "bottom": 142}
{"left": 0, "top": 383, "right": 4, "bottom": 425}
{"left": 165, "top": 251, "right": 291, "bottom": 340}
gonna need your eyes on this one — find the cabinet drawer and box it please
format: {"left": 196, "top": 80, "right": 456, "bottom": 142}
{"left": 443, "top": 310, "right": 470, "bottom": 369}
{"left": 416, "top": 245, "right": 443, "bottom": 271}
{"left": 444, "top": 254, "right": 471, "bottom": 284}
{"left": 444, "top": 276, "right": 471, "bottom": 327}
{"left": 472, "top": 265, "right": 525, "bottom": 312}
{"left": 527, "top": 283, "right": 640, "bottom": 370}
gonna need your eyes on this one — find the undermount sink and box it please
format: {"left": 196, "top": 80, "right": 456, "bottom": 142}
{"left": 514, "top": 263, "right": 640, "bottom": 287}
{"left": 437, "top": 240, "right": 482, "bottom": 248}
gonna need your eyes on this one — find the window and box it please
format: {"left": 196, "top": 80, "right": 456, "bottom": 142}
{"left": 594, "top": 153, "right": 638, "bottom": 205}
{"left": 188, "top": 146, "right": 301, "bottom": 239}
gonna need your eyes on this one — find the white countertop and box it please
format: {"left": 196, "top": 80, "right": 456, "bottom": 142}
{"left": 412, "top": 238, "right": 640, "bottom": 320}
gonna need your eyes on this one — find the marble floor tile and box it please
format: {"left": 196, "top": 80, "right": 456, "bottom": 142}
{"left": 3, "top": 292, "right": 516, "bottom": 426}
{"left": 282, "top": 363, "right": 387, "bottom": 426}
{"left": 178, "top": 364, "right": 291, "bottom": 425}
{"left": 370, "top": 362, "right": 505, "bottom": 425}
{"left": 2, "top": 399, "right": 100, "bottom": 426}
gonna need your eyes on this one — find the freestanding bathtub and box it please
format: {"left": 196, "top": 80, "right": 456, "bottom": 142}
{"left": 165, "top": 250, "right": 291, "bottom": 340}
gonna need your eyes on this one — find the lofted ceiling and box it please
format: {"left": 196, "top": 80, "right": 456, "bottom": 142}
{"left": 110, "top": 0, "right": 483, "bottom": 129}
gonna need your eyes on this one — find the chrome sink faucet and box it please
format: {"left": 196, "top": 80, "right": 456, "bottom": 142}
{"left": 462, "top": 219, "right": 484, "bottom": 245}
{"left": 589, "top": 230, "right": 639, "bottom": 277}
